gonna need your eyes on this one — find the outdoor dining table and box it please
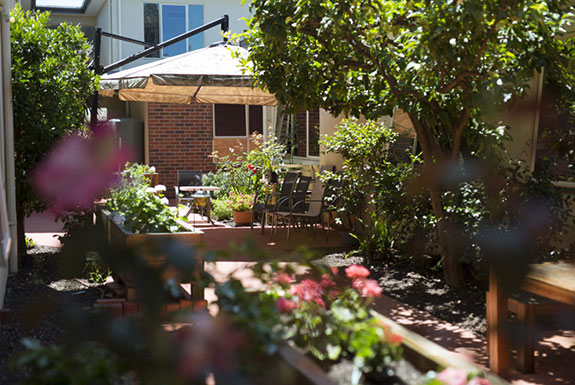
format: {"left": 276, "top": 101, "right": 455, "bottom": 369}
{"left": 179, "top": 186, "right": 220, "bottom": 225}
{"left": 487, "top": 261, "right": 575, "bottom": 378}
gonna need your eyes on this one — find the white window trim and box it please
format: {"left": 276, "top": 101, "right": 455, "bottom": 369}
{"left": 212, "top": 105, "right": 264, "bottom": 139}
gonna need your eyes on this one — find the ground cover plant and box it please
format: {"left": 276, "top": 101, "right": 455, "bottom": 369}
{"left": 242, "top": 0, "right": 575, "bottom": 286}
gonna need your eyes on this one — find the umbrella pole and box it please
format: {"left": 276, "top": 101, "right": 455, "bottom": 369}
{"left": 90, "top": 27, "right": 102, "bottom": 130}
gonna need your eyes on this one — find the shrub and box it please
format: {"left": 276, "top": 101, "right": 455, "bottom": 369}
{"left": 107, "top": 163, "right": 180, "bottom": 233}
{"left": 321, "top": 118, "right": 432, "bottom": 258}
{"left": 210, "top": 198, "right": 233, "bottom": 221}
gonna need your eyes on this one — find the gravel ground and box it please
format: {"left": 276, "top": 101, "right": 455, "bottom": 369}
{"left": 0, "top": 246, "right": 104, "bottom": 385}
{"left": 315, "top": 252, "right": 487, "bottom": 336}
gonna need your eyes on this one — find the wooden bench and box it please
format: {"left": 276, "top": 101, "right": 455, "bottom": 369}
{"left": 486, "top": 289, "right": 566, "bottom": 373}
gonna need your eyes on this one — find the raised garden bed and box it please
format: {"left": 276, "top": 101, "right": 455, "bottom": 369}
{"left": 273, "top": 312, "right": 510, "bottom": 385}
{"left": 100, "top": 209, "right": 205, "bottom": 300}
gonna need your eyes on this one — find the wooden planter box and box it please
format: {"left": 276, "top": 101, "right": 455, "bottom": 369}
{"left": 269, "top": 313, "right": 511, "bottom": 385}
{"left": 101, "top": 210, "right": 205, "bottom": 301}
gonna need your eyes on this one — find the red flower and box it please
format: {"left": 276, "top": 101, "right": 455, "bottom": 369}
{"left": 360, "top": 279, "right": 382, "bottom": 298}
{"left": 387, "top": 333, "right": 403, "bottom": 347}
{"left": 313, "top": 297, "right": 326, "bottom": 307}
{"left": 330, "top": 266, "right": 339, "bottom": 275}
{"left": 345, "top": 265, "right": 370, "bottom": 279}
{"left": 248, "top": 164, "right": 253, "bottom": 170}
{"left": 320, "top": 274, "right": 336, "bottom": 289}
{"left": 290, "top": 279, "right": 323, "bottom": 302}
{"left": 252, "top": 168, "right": 257, "bottom": 174}
{"left": 273, "top": 272, "right": 295, "bottom": 286}
{"left": 276, "top": 298, "right": 297, "bottom": 313}
{"left": 328, "top": 290, "right": 340, "bottom": 299}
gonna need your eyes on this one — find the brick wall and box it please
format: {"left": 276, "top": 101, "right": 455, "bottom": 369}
{"left": 148, "top": 103, "right": 215, "bottom": 197}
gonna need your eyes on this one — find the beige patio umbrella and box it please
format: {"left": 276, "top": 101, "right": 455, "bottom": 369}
{"left": 99, "top": 45, "right": 277, "bottom": 106}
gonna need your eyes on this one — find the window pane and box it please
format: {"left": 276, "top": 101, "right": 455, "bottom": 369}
{"left": 249, "top": 106, "right": 263, "bottom": 134}
{"left": 188, "top": 5, "right": 204, "bottom": 51}
{"left": 214, "top": 104, "right": 246, "bottom": 137}
{"left": 162, "top": 5, "right": 186, "bottom": 57}
{"left": 144, "top": 3, "right": 160, "bottom": 58}
{"left": 308, "top": 109, "right": 320, "bottom": 156}
{"left": 293, "top": 111, "right": 307, "bottom": 157}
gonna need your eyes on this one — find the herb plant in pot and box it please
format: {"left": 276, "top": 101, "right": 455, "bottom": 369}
{"left": 227, "top": 191, "right": 254, "bottom": 226}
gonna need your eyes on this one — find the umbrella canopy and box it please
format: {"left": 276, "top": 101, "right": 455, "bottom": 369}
{"left": 99, "top": 45, "right": 277, "bottom": 106}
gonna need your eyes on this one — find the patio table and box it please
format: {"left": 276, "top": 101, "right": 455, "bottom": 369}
{"left": 487, "top": 262, "right": 575, "bottom": 378}
{"left": 179, "top": 186, "right": 220, "bottom": 225}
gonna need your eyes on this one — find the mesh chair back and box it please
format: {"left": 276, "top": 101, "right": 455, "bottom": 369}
{"left": 280, "top": 171, "right": 300, "bottom": 196}
{"left": 306, "top": 181, "right": 326, "bottom": 217}
{"left": 177, "top": 170, "right": 203, "bottom": 187}
{"left": 292, "top": 176, "right": 312, "bottom": 212}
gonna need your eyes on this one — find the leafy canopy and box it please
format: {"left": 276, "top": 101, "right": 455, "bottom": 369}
{"left": 11, "top": 4, "right": 98, "bottom": 214}
{"left": 243, "top": 0, "right": 574, "bottom": 159}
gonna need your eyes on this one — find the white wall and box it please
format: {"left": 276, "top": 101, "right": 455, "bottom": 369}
{"left": 107, "top": 0, "right": 252, "bottom": 69}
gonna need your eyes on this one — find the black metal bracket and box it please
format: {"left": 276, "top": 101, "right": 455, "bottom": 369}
{"left": 90, "top": 14, "right": 229, "bottom": 127}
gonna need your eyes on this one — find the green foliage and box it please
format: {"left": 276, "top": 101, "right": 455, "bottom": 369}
{"left": 210, "top": 198, "right": 233, "bottom": 221}
{"left": 83, "top": 252, "right": 111, "bottom": 284}
{"left": 107, "top": 163, "right": 180, "bottom": 233}
{"left": 25, "top": 236, "right": 35, "bottom": 249}
{"left": 226, "top": 192, "right": 254, "bottom": 212}
{"left": 322, "top": 118, "right": 432, "bottom": 256}
{"left": 208, "top": 133, "right": 285, "bottom": 198}
{"left": 12, "top": 339, "right": 123, "bottom": 384}
{"left": 216, "top": 259, "right": 402, "bottom": 383}
{"left": 11, "top": 4, "right": 99, "bottom": 215}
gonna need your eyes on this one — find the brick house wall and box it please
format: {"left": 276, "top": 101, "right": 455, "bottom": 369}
{"left": 148, "top": 103, "right": 216, "bottom": 197}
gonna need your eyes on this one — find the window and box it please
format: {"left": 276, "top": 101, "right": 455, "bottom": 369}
{"left": 144, "top": 3, "right": 204, "bottom": 58}
{"left": 290, "top": 109, "right": 319, "bottom": 158}
{"left": 214, "top": 105, "right": 263, "bottom": 137}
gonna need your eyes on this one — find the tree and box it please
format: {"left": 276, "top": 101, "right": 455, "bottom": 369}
{"left": 242, "top": 0, "right": 575, "bottom": 286}
{"left": 11, "top": 5, "right": 98, "bottom": 258}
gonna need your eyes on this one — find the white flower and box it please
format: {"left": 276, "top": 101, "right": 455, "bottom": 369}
{"left": 149, "top": 166, "right": 156, "bottom": 173}
{"left": 145, "top": 187, "right": 156, "bottom": 194}
{"left": 154, "top": 184, "right": 166, "bottom": 192}
{"left": 160, "top": 197, "right": 169, "bottom": 206}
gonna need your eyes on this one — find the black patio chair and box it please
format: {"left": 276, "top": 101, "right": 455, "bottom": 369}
{"left": 174, "top": 170, "right": 203, "bottom": 208}
{"left": 272, "top": 178, "right": 328, "bottom": 242}
{"left": 251, "top": 171, "right": 300, "bottom": 233}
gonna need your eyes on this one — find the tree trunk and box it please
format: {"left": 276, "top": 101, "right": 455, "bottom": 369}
{"left": 410, "top": 116, "right": 465, "bottom": 287}
{"left": 16, "top": 199, "right": 31, "bottom": 268}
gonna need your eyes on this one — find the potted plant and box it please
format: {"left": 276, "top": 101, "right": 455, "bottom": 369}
{"left": 227, "top": 191, "right": 254, "bottom": 226}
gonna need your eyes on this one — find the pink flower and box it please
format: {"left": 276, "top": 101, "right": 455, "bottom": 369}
{"left": 436, "top": 367, "right": 468, "bottom": 385}
{"left": 290, "top": 279, "right": 323, "bottom": 302}
{"left": 328, "top": 290, "right": 340, "bottom": 299}
{"left": 273, "top": 272, "right": 295, "bottom": 286}
{"left": 345, "top": 265, "right": 370, "bottom": 279}
{"left": 330, "top": 266, "right": 339, "bottom": 275}
{"left": 313, "top": 297, "right": 326, "bottom": 307}
{"left": 320, "top": 274, "right": 336, "bottom": 289}
{"left": 33, "top": 125, "right": 130, "bottom": 214}
{"left": 467, "top": 378, "right": 492, "bottom": 385}
{"left": 352, "top": 278, "right": 365, "bottom": 291}
{"left": 276, "top": 298, "right": 297, "bottom": 313}
{"left": 360, "top": 279, "right": 382, "bottom": 298}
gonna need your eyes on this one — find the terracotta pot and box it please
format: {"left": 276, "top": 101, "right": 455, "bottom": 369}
{"left": 233, "top": 210, "right": 252, "bottom": 226}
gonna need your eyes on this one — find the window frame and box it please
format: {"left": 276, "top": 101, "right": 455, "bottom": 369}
{"left": 292, "top": 110, "right": 320, "bottom": 160}
{"left": 212, "top": 105, "right": 264, "bottom": 139}
{"left": 144, "top": 3, "right": 205, "bottom": 58}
